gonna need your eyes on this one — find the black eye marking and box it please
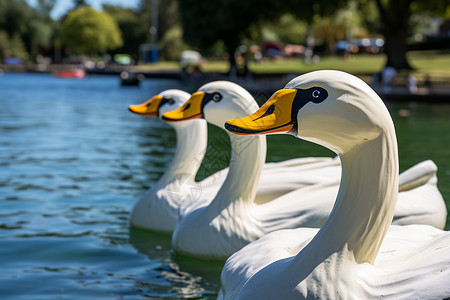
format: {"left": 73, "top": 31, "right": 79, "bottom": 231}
{"left": 288, "top": 86, "right": 328, "bottom": 136}
{"left": 302, "top": 87, "right": 328, "bottom": 104}
{"left": 212, "top": 92, "right": 222, "bottom": 102}
{"left": 253, "top": 104, "right": 275, "bottom": 121}
{"left": 199, "top": 92, "right": 223, "bottom": 115}
{"left": 154, "top": 97, "right": 174, "bottom": 116}
{"left": 158, "top": 97, "right": 175, "bottom": 107}
{"left": 203, "top": 92, "right": 223, "bottom": 104}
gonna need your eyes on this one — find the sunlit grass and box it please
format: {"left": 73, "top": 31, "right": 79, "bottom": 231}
{"left": 408, "top": 51, "right": 450, "bottom": 77}
{"left": 135, "top": 61, "right": 179, "bottom": 71}
{"left": 134, "top": 51, "right": 450, "bottom": 80}
{"left": 201, "top": 60, "right": 230, "bottom": 73}
{"left": 248, "top": 54, "right": 386, "bottom": 74}
{"left": 204, "top": 51, "right": 450, "bottom": 76}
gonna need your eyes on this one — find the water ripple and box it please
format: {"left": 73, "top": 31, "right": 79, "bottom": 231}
{"left": 1, "top": 73, "right": 448, "bottom": 299}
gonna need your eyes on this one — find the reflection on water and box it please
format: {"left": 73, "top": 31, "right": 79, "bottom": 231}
{"left": 391, "top": 102, "right": 450, "bottom": 219}
{"left": 0, "top": 73, "right": 219, "bottom": 299}
{"left": 129, "top": 228, "right": 222, "bottom": 298}
{"left": 0, "top": 73, "right": 449, "bottom": 299}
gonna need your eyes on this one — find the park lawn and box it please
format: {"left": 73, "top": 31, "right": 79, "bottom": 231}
{"left": 199, "top": 55, "right": 386, "bottom": 74}
{"left": 134, "top": 61, "right": 180, "bottom": 71}
{"left": 248, "top": 54, "right": 386, "bottom": 75}
{"left": 203, "top": 51, "right": 450, "bottom": 78}
{"left": 408, "top": 50, "right": 450, "bottom": 77}
{"left": 200, "top": 60, "right": 230, "bottom": 73}
{"left": 134, "top": 50, "right": 450, "bottom": 80}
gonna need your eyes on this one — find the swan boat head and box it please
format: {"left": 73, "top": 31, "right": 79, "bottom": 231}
{"left": 128, "top": 89, "right": 210, "bottom": 233}
{"left": 129, "top": 89, "right": 191, "bottom": 118}
{"left": 162, "top": 81, "right": 270, "bottom": 259}
{"left": 220, "top": 71, "right": 450, "bottom": 300}
{"left": 226, "top": 70, "right": 399, "bottom": 265}
{"left": 225, "top": 70, "right": 392, "bottom": 156}
{"left": 162, "top": 81, "right": 259, "bottom": 128}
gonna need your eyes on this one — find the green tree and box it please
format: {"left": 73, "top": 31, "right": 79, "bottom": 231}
{"left": 103, "top": 5, "right": 145, "bottom": 60}
{"left": 138, "top": 0, "right": 180, "bottom": 43}
{"left": 0, "top": 0, "right": 54, "bottom": 60}
{"left": 159, "top": 25, "right": 188, "bottom": 60}
{"left": 179, "top": 0, "right": 286, "bottom": 71}
{"left": 0, "top": 30, "right": 29, "bottom": 61}
{"left": 60, "top": 6, "right": 123, "bottom": 55}
{"left": 263, "top": 14, "right": 309, "bottom": 45}
{"left": 137, "top": 0, "right": 185, "bottom": 60}
{"left": 294, "top": 0, "right": 450, "bottom": 69}
{"left": 37, "top": 0, "right": 56, "bottom": 19}
{"left": 310, "top": 1, "right": 369, "bottom": 54}
{"left": 178, "top": 0, "right": 450, "bottom": 71}
{"left": 369, "top": 0, "right": 450, "bottom": 69}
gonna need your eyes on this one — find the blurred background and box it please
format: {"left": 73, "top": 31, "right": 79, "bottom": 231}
{"left": 1, "top": 1, "right": 450, "bottom": 299}
{"left": 0, "top": 0, "right": 449, "bottom": 92}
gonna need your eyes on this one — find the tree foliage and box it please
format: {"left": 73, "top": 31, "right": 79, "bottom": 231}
{"left": 179, "top": 0, "right": 449, "bottom": 70}
{"left": 263, "top": 14, "right": 309, "bottom": 45}
{"left": 60, "top": 6, "right": 123, "bottom": 54}
{"left": 0, "top": 0, "right": 54, "bottom": 60}
{"left": 178, "top": 0, "right": 286, "bottom": 68}
{"left": 159, "top": 25, "right": 188, "bottom": 60}
{"left": 37, "top": 0, "right": 56, "bottom": 20}
{"left": 137, "top": 0, "right": 185, "bottom": 60}
{"left": 138, "top": 0, "right": 181, "bottom": 42}
{"left": 369, "top": 0, "right": 450, "bottom": 69}
{"left": 178, "top": 0, "right": 350, "bottom": 51}
{"left": 310, "top": 1, "right": 369, "bottom": 54}
{"left": 0, "top": 30, "right": 29, "bottom": 60}
{"left": 103, "top": 5, "right": 145, "bottom": 60}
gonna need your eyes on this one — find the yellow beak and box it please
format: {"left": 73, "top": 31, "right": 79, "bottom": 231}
{"left": 129, "top": 95, "right": 163, "bottom": 116}
{"left": 162, "top": 91, "right": 204, "bottom": 122}
{"left": 225, "top": 89, "right": 297, "bottom": 135}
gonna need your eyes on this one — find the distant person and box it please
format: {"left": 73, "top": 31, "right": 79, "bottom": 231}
{"left": 407, "top": 74, "right": 418, "bottom": 93}
{"left": 382, "top": 66, "right": 397, "bottom": 93}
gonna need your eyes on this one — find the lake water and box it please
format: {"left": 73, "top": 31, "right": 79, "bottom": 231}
{"left": 0, "top": 72, "right": 449, "bottom": 299}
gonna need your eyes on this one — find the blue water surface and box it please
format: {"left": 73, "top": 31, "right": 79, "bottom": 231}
{"left": 0, "top": 72, "right": 449, "bottom": 299}
{"left": 0, "top": 73, "right": 222, "bottom": 299}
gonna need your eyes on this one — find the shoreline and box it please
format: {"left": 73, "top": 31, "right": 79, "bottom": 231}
{"left": 1, "top": 64, "right": 449, "bottom": 103}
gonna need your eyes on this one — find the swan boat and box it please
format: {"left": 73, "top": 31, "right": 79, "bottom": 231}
{"left": 128, "top": 89, "right": 339, "bottom": 232}
{"left": 219, "top": 70, "right": 450, "bottom": 299}
{"left": 161, "top": 80, "right": 446, "bottom": 260}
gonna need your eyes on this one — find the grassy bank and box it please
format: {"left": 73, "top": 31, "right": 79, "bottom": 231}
{"left": 201, "top": 51, "right": 450, "bottom": 77}
{"left": 248, "top": 55, "right": 385, "bottom": 75}
{"left": 3, "top": 50, "right": 448, "bottom": 83}
{"left": 136, "top": 51, "right": 450, "bottom": 84}
{"left": 408, "top": 50, "right": 450, "bottom": 77}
